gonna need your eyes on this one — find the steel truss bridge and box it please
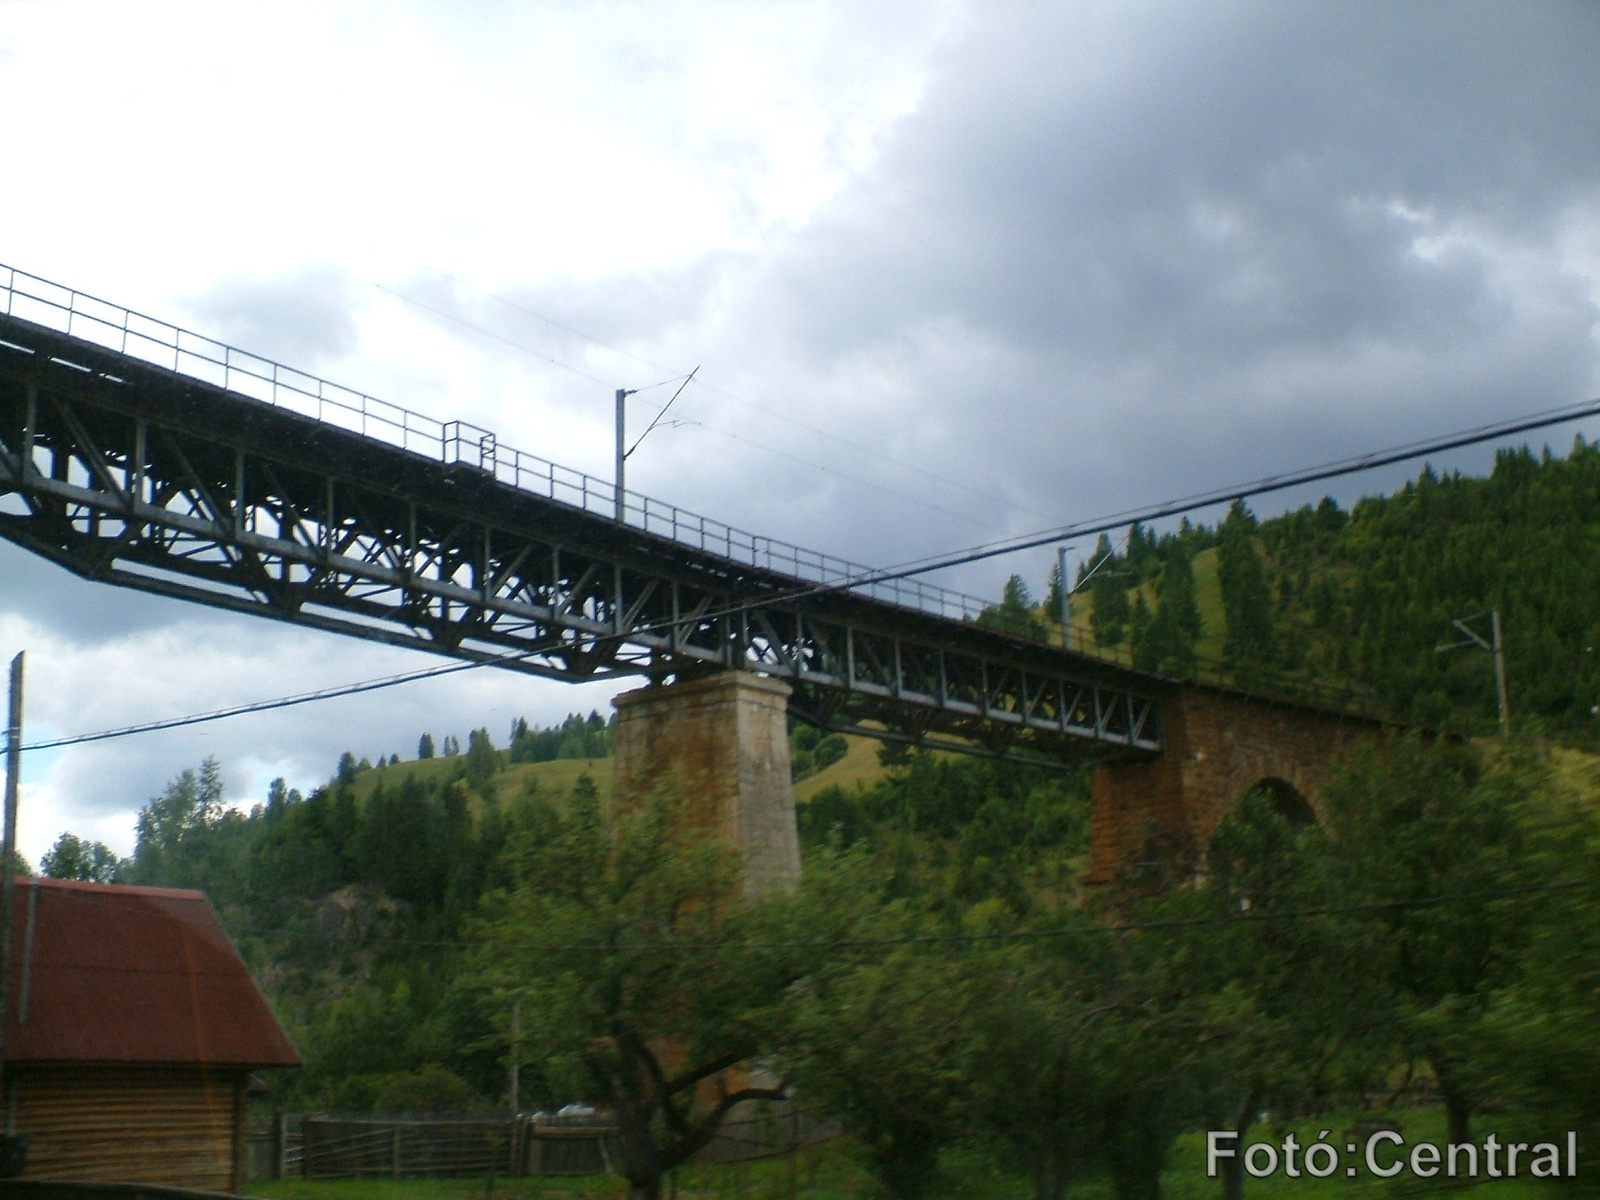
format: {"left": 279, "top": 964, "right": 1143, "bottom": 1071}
{"left": 0, "top": 265, "right": 1164, "bottom": 766}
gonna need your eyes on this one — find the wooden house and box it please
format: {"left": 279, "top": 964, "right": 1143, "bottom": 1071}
{"left": 2, "top": 876, "right": 300, "bottom": 1192}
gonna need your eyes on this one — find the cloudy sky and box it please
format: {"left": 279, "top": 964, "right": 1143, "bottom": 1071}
{"left": 3, "top": 0, "right": 1599, "bottom": 862}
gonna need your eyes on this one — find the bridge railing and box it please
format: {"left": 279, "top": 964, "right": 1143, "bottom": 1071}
{"left": 0, "top": 264, "right": 992, "bottom": 623}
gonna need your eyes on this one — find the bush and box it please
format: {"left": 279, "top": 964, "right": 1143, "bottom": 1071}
{"left": 814, "top": 733, "right": 849, "bottom": 771}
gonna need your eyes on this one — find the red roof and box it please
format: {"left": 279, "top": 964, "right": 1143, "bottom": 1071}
{"left": 3, "top": 877, "right": 300, "bottom": 1069}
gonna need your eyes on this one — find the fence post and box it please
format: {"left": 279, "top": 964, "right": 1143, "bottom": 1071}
{"left": 392, "top": 1123, "right": 401, "bottom": 1179}
{"left": 271, "top": 1112, "right": 285, "bottom": 1180}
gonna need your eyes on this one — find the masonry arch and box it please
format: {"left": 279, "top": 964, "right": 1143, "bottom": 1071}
{"left": 1246, "top": 776, "right": 1317, "bottom": 828}
{"left": 1087, "top": 685, "right": 1383, "bottom": 885}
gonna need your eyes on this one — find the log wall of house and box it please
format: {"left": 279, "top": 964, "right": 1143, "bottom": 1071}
{"left": 9, "top": 1064, "right": 247, "bottom": 1192}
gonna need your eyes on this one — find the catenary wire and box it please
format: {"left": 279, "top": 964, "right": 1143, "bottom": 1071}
{"left": 766, "top": 395, "right": 1600, "bottom": 597}
{"left": 18, "top": 397, "right": 1592, "bottom": 754}
{"left": 362, "top": 263, "right": 1059, "bottom": 523}
{"left": 322, "top": 263, "right": 1013, "bottom": 533}
{"left": 613, "top": 394, "right": 1600, "bottom": 640}
{"left": 19, "top": 659, "right": 488, "bottom": 753}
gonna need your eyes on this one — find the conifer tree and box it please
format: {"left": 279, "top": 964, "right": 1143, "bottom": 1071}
{"left": 978, "top": 574, "right": 1049, "bottom": 641}
{"left": 1129, "top": 593, "right": 1154, "bottom": 669}
{"left": 1217, "top": 500, "right": 1274, "bottom": 682}
{"left": 1085, "top": 535, "right": 1130, "bottom": 648}
{"left": 1045, "top": 558, "right": 1066, "bottom": 625}
{"left": 466, "top": 727, "right": 499, "bottom": 785}
{"left": 1132, "top": 549, "right": 1201, "bottom": 676}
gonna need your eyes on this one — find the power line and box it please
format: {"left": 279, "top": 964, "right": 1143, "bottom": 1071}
{"left": 20, "top": 398, "right": 1594, "bottom": 755}
{"left": 626, "top": 366, "right": 699, "bottom": 459}
{"left": 626, "top": 394, "right": 1600, "bottom": 634}
{"left": 686, "top": 422, "right": 1006, "bottom": 532}
{"left": 335, "top": 269, "right": 619, "bottom": 390}
{"left": 326, "top": 264, "right": 1014, "bottom": 531}
{"left": 818, "top": 396, "right": 1600, "bottom": 592}
{"left": 20, "top": 659, "right": 490, "bottom": 753}
{"left": 323, "top": 261, "right": 1600, "bottom": 618}
{"left": 393, "top": 265, "right": 1059, "bottom": 522}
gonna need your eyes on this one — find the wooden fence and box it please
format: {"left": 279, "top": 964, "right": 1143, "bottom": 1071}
{"left": 250, "top": 1102, "right": 835, "bottom": 1182}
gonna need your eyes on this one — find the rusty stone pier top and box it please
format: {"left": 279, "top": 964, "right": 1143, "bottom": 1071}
{"left": 613, "top": 673, "right": 802, "bottom": 898}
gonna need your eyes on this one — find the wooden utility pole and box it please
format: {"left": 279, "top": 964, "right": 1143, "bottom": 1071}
{"left": 508, "top": 998, "right": 520, "bottom": 1115}
{"left": 0, "top": 653, "right": 23, "bottom": 1103}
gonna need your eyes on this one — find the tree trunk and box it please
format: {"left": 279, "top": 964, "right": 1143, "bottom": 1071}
{"left": 1433, "top": 1058, "right": 1472, "bottom": 1147}
{"left": 1109, "top": 1117, "right": 1163, "bottom": 1200}
{"left": 1030, "top": 1142, "right": 1067, "bottom": 1200}
{"left": 1221, "top": 1091, "right": 1259, "bottom": 1200}
{"left": 612, "top": 1094, "right": 664, "bottom": 1200}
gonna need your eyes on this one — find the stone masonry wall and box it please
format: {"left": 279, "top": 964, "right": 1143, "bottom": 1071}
{"left": 1086, "top": 686, "right": 1381, "bottom": 883}
{"left": 612, "top": 672, "right": 801, "bottom": 897}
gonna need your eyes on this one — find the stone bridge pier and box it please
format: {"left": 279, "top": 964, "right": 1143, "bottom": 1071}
{"left": 613, "top": 675, "right": 1383, "bottom": 895}
{"left": 612, "top": 673, "right": 802, "bottom": 898}
{"left": 1085, "top": 686, "right": 1384, "bottom": 885}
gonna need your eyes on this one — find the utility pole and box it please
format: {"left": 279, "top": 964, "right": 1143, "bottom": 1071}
{"left": 1436, "top": 610, "right": 1510, "bottom": 737}
{"left": 1057, "top": 545, "right": 1071, "bottom": 650}
{"left": 614, "top": 368, "right": 697, "bottom": 525}
{"left": 0, "top": 653, "right": 23, "bottom": 1108}
{"left": 1490, "top": 609, "right": 1510, "bottom": 740}
{"left": 614, "top": 388, "right": 636, "bottom": 523}
{"left": 509, "top": 998, "right": 520, "bottom": 1115}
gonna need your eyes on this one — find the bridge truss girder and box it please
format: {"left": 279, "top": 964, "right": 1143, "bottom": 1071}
{"left": 0, "top": 316, "right": 1163, "bottom": 768}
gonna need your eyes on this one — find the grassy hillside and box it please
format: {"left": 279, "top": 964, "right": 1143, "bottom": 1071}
{"left": 346, "top": 732, "right": 886, "bottom": 815}
{"left": 351, "top": 752, "right": 614, "bottom": 810}
{"left": 795, "top": 732, "right": 885, "bottom": 802}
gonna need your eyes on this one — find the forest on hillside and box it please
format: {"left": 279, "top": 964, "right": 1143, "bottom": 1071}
{"left": 983, "top": 437, "right": 1600, "bottom": 742}
{"left": 30, "top": 440, "right": 1600, "bottom": 1200}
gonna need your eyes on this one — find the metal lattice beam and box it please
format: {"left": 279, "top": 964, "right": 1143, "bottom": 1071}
{"left": 0, "top": 290, "right": 1166, "bottom": 767}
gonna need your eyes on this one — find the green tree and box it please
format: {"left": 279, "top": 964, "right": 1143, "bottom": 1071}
{"left": 1085, "top": 535, "right": 1132, "bottom": 648}
{"left": 1472, "top": 779, "right": 1600, "bottom": 1152}
{"left": 1125, "top": 522, "right": 1157, "bottom": 583}
{"left": 1311, "top": 737, "right": 1534, "bottom": 1145}
{"left": 978, "top": 574, "right": 1049, "bottom": 641}
{"left": 1157, "top": 785, "right": 1394, "bottom": 1200}
{"left": 41, "top": 832, "right": 123, "bottom": 882}
{"left": 775, "top": 860, "right": 970, "bottom": 1200}
{"left": 1127, "top": 593, "right": 1152, "bottom": 665}
{"left": 465, "top": 726, "right": 499, "bottom": 785}
{"left": 1217, "top": 501, "right": 1274, "bottom": 682}
{"left": 473, "top": 786, "right": 796, "bottom": 1200}
{"left": 418, "top": 732, "right": 435, "bottom": 760}
{"left": 962, "top": 916, "right": 1108, "bottom": 1200}
{"left": 128, "top": 757, "right": 247, "bottom": 889}
{"left": 1045, "top": 557, "right": 1066, "bottom": 628}
{"left": 968, "top": 906, "right": 1197, "bottom": 1200}
{"left": 1132, "top": 549, "right": 1201, "bottom": 676}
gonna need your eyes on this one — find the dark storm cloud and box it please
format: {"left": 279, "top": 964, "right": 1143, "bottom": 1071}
{"left": 186, "top": 267, "right": 362, "bottom": 370}
{"left": 776, "top": 1, "right": 1600, "bottom": 357}
{"left": 700, "top": 0, "right": 1600, "bottom": 575}
{"left": 226, "top": 1, "right": 1600, "bottom": 602}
